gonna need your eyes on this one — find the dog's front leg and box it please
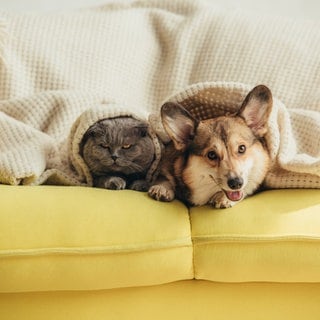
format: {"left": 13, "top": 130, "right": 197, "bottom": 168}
{"left": 148, "top": 178, "right": 175, "bottom": 202}
{"left": 208, "top": 191, "right": 236, "bottom": 209}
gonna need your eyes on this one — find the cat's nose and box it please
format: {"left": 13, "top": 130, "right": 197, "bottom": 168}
{"left": 111, "top": 155, "right": 118, "bottom": 161}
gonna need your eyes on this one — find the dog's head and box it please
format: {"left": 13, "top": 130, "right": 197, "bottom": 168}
{"left": 161, "top": 85, "right": 272, "bottom": 206}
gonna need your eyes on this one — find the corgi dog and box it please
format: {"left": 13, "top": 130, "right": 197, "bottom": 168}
{"left": 148, "top": 85, "right": 272, "bottom": 208}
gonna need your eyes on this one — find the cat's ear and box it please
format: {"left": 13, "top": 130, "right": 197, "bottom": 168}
{"left": 161, "top": 102, "right": 198, "bottom": 151}
{"left": 237, "top": 85, "right": 272, "bottom": 137}
{"left": 80, "top": 122, "right": 106, "bottom": 150}
{"left": 85, "top": 122, "right": 106, "bottom": 138}
{"left": 132, "top": 123, "right": 149, "bottom": 138}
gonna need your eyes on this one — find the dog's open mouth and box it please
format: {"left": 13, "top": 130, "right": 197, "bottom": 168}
{"left": 224, "top": 190, "right": 243, "bottom": 202}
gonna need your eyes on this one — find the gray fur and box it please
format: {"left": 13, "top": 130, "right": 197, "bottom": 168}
{"left": 81, "top": 117, "right": 155, "bottom": 191}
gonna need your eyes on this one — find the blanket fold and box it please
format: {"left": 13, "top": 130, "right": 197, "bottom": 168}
{"left": 0, "top": 91, "right": 162, "bottom": 186}
{"left": 0, "top": 0, "right": 319, "bottom": 188}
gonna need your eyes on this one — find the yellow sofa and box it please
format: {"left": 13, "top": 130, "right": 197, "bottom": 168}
{"left": 1, "top": 185, "right": 320, "bottom": 319}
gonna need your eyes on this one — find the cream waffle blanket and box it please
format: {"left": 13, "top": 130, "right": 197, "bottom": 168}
{"left": 0, "top": 0, "right": 319, "bottom": 188}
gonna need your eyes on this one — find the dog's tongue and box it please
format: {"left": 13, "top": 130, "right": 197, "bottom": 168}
{"left": 225, "top": 191, "right": 243, "bottom": 201}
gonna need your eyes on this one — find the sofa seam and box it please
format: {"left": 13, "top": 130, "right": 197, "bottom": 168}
{"left": 187, "top": 207, "right": 196, "bottom": 280}
{"left": 192, "top": 234, "right": 320, "bottom": 244}
{"left": 0, "top": 237, "right": 193, "bottom": 258}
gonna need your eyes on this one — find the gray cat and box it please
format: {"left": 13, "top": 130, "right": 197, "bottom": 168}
{"left": 80, "top": 117, "right": 155, "bottom": 191}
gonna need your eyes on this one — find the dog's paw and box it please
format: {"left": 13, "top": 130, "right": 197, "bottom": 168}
{"left": 104, "top": 176, "right": 126, "bottom": 190}
{"left": 148, "top": 184, "right": 175, "bottom": 202}
{"left": 129, "top": 179, "right": 149, "bottom": 192}
{"left": 208, "top": 191, "right": 235, "bottom": 209}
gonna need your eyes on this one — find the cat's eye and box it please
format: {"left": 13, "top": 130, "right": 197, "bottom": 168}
{"left": 99, "top": 143, "right": 109, "bottom": 149}
{"left": 122, "top": 144, "right": 131, "bottom": 149}
{"left": 238, "top": 145, "right": 246, "bottom": 154}
{"left": 207, "top": 151, "right": 218, "bottom": 161}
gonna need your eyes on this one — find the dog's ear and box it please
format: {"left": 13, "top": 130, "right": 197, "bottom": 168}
{"left": 161, "top": 102, "right": 198, "bottom": 151}
{"left": 238, "top": 85, "right": 272, "bottom": 137}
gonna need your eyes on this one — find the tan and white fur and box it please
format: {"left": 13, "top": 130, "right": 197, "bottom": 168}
{"left": 148, "top": 85, "right": 272, "bottom": 208}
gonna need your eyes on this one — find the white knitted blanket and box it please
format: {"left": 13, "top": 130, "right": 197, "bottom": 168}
{"left": 0, "top": 0, "right": 319, "bottom": 188}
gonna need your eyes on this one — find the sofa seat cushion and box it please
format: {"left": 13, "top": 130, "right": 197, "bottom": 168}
{"left": 191, "top": 189, "right": 320, "bottom": 283}
{"left": 0, "top": 185, "right": 193, "bottom": 293}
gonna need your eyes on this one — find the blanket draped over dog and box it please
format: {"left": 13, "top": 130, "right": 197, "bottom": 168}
{"left": 0, "top": 0, "right": 319, "bottom": 188}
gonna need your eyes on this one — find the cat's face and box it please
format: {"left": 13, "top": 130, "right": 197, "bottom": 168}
{"left": 81, "top": 117, "right": 155, "bottom": 176}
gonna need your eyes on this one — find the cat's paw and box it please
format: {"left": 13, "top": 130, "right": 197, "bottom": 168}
{"left": 129, "top": 180, "right": 149, "bottom": 192}
{"left": 148, "top": 184, "right": 175, "bottom": 202}
{"left": 104, "top": 176, "right": 126, "bottom": 190}
{"left": 208, "top": 191, "right": 235, "bottom": 209}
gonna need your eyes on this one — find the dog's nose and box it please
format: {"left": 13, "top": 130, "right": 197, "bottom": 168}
{"left": 227, "top": 177, "right": 243, "bottom": 190}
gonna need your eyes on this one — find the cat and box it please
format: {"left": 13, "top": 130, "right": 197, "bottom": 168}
{"left": 80, "top": 117, "right": 155, "bottom": 191}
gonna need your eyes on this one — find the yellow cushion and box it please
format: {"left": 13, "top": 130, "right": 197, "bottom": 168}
{"left": 191, "top": 189, "right": 320, "bottom": 282}
{"left": 0, "top": 185, "right": 193, "bottom": 293}
{"left": 1, "top": 280, "right": 320, "bottom": 320}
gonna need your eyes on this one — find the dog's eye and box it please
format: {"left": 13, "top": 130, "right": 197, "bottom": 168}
{"left": 207, "top": 151, "right": 218, "bottom": 161}
{"left": 238, "top": 145, "right": 246, "bottom": 154}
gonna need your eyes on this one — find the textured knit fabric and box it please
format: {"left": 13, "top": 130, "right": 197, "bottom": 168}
{"left": 0, "top": 0, "right": 319, "bottom": 187}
